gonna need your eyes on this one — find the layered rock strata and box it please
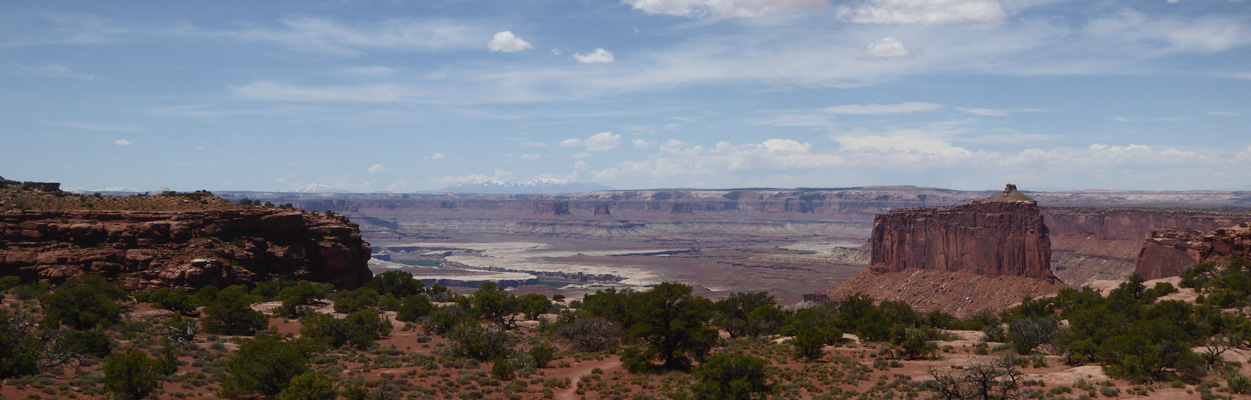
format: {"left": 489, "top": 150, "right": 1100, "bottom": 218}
{"left": 1134, "top": 225, "right": 1251, "bottom": 280}
{"left": 0, "top": 209, "right": 371, "bottom": 290}
{"left": 869, "top": 185, "right": 1053, "bottom": 279}
{"left": 826, "top": 185, "right": 1065, "bottom": 317}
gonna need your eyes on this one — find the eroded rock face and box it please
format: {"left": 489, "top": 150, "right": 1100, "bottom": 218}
{"left": 0, "top": 210, "right": 371, "bottom": 291}
{"left": 869, "top": 185, "right": 1053, "bottom": 279}
{"left": 1134, "top": 225, "right": 1251, "bottom": 280}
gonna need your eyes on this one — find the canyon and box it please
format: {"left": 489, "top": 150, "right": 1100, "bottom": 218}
{"left": 228, "top": 186, "right": 1251, "bottom": 305}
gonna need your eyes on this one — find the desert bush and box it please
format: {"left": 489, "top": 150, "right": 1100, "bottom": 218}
{"left": 367, "top": 271, "right": 424, "bottom": 299}
{"left": 690, "top": 353, "right": 776, "bottom": 400}
{"left": 202, "top": 285, "right": 268, "bottom": 335}
{"left": 556, "top": 315, "right": 621, "bottom": 353}
{"left": 333, "top": 288, "right": 380, "bottom": 314}
{"left": 148, "top": 288, "right": 196, "bottom": 315}
{"left": 104, "top": 348, "right": 161, "bottom": 400}
{"left": 0, "top": 311, "right": 40, "bottom": 378}
{"left": 217, "top": 333, "right": 313, "bottom": 398}
{"left": 396, "top": 295, "right": 434, "bottom": 322}
{"left": 276, "top": 372, "right": 337, "bottom": 400}
{"left": 41, "top": 276, "right": 125, "bottom": 330}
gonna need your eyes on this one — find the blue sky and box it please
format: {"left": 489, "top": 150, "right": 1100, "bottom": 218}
{"left": 2, "top": 0, "right": 1250, "bottom": 192}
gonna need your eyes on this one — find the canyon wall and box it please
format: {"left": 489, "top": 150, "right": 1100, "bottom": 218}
{"left": 229, "top": 187, "right": 1251, "bottom": 286}
{"left": 1135, "top": 225, "right": 1251, "bottom": 280}
{"left": 0, "top": 209, "right": 372, "bottom": 290}
{"left": 1042, "top": 209, "right": 1251, "bottom": 285}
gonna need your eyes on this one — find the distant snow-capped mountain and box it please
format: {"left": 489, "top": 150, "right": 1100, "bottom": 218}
{"left": 438, "top": 179, "right": 613, "bottom": 194}
{"left": 287, "top": 183, "right": 349, "bottom": 193}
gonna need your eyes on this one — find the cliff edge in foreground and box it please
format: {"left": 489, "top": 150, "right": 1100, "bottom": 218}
{"left": 0, "top": 179, "right": 371, "bottom": 290}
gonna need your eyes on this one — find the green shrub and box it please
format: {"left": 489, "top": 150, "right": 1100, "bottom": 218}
{"left": 333, "top": 288, "right": 380, "bottom": 314}
{"left": 690, "top": 353, "right": 776, "bottom": 400}
{"left": 104, "top": 348, "right": 160, "bottom": 400}
{"left": 148, "top": 288, "right": 196, "bottom": 315}
{"left": 276, "top": 372, "right": 337, "bottom": 400}
{"left": 202, "top": 285, "right": 268, "bottom": 335}
{"left": 41, "top": 277, "right": 125, "bottom": 330}
{"left": 0, "top": 311, "right": 40, "bottom": 378}
{"left": 217, "top": 334, "right": 313, "bottom": 398}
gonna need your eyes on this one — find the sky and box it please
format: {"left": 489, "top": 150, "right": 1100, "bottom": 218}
{"left": 2, "top": 0, "right": 1250, "bottom": 193}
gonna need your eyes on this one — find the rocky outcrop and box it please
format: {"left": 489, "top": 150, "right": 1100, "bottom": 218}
{"left": 825, "top": 185, "right": 1062, "bottom": 316}
{"left": 1134, "top": 225, "right": 1251, "bottom": 280}
{"left": 0, "top": 209, "right": 371, "bottom": 291}
{"left": 531, "top": 201, "right": 571, "bottom": 215}
{"left": 869, "top": 185, "right": 1053, "bottom": 279}
{"left": 0, "top": 177, "right": 61, "bottom": 192}
{"left": 1042, "top": 209, "right": 1251, "bottom": 285}
{"left": 594, "top": 203, "right": 611, "bottom": 216}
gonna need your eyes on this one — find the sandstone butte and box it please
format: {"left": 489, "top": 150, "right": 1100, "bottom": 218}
{"left": 1134, "top": 224, "right": 1251, "bottom": 280}
{"left": 869, "top": 184, "right": 1053, "bottom": 279}
{"left": 827, "top": 184, "right": 1066, "bottom": 317}
{"left": 0, "top": 180, "right": 371, "bottom": 291}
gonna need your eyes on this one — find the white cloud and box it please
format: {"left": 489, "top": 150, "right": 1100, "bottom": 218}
{"left": 860, "top": 37, "right": 918, "bottom": 60}
{"left": 424, "top": 153, "right": 445, "bottom": 160}
{"left": 226, "top": 17, "right": 482, "bottom": 56}
{"left": 341, "top": 66, "right": 396, "bottom": 75}
{"left": 837, "top": 0, "right": 1007, "bottom": 25}
{"left": 822, "top": 102, "right": 941, "bottom": 115}
{"left": 487, "top": 31, "right": 533, "bottom": 52}
{"left": 633, "top": 139, "right": 658, "bottom": 149}
{"left": 560, "top": 132, "right": 622, "bottom": 151}
{"left": 584, "top": 132, "right": 622, "bottom": 151}
{"left": 233, "top": 80, "right": 407, "bottom": 102}
{"left": 366, "top": 164, "right": 387, "bottom": 173}
{"left": 113, "top": 139, "right": 132, "bottom": 146}
{"left": 195, "top": 146, "right": 205, "bottom": 151}
{"left": 588, "top": 134, "right": 1249, "bottom": 190}
{"left": 518, "top": 153, "right": 542, "bottom": 160}
{"left": 572, "top": 152, "right": 593, "bottom": 159}
{"left": 551, "top": 47, "right": 563, "bottom": 55}
{"left": 956, "top": 107, "right": 1011, "bottom": 117}
{"left": 1206, "top": 111, "right": 1240, "bottom": 117}
{"left": 521, "top": 141, "right": 552, "bottom": 148}
{"left": 623, "top": 0, "right": 827, "bottom": 18}
{"left": 574, "top": 48, "right": 615, "bottom": 63}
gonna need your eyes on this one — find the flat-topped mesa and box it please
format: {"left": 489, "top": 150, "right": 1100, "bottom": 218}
{"left": 870, "top": 184, "right": 1053, "bottom": 279}
{"left": 1135, "top": 225, "right": 1251, "bottom": 280}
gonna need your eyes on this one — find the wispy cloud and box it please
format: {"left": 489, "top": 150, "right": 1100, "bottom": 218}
{"left": 1, "top": 13, "right": 128, "bottom": 47}
{"left": 8, "top": 64, "right": 94, "bottom": 81}
{"left": 623, "top": 0, "right": 827, "bottom": 19}
{"left": 221, "top": 17, "right": 484, "bottom": 56}
{"left": 51, "top": 121, "right": 140, "bottom": 132}
{"left": 822, "top": 102, "right": 941, "bottom": 115}
{"left": 837, "top": 0, "right": 1007, "bottom": 25}
{"left": 233, "top": 80, "right": 409, "bottom": 102}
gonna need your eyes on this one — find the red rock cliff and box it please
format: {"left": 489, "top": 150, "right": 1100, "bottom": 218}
{"left": 0, "top": 209, "right": 372, "bottom": 290}
{"left": 1135, "top": 225, "right": 1251, "bottom": 280}
{"left": 869, "top": 184, "right": 1053, "bottom": 279}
